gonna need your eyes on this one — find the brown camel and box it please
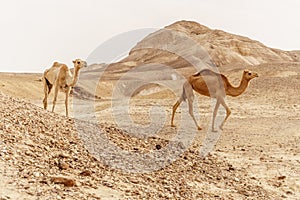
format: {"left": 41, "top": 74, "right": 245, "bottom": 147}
{"left": 42, "top": 59, "right": 87, "bottom": 117}
{"left": 171, "top": 69, "right": 258, "bottom": 132}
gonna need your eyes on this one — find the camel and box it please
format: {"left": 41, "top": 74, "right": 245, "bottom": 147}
{"left": 171, "top": 69, "right": 258, "bottom": 132}
{"left": 42, "top": 59, "right": 87, "bottom": 117}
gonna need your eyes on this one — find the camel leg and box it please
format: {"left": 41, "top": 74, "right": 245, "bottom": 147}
{"left": 65, "top": 87, "right": 71, "bottom": 117}
{"left": 52, "top": 85, "right": 59, "bottom": 113}
{"left": 219, "top": 98, "right": 231, "bottom": 130}
{"left": 171, "top": 98, "right": 183, "bottom": 127}
{"left": 212, "top": 99, "right": 221, "bottom": 132}
{"left": 187, "top": 95, "right": 202, "bottom": 130}
{"left": 43, "top": 80, "right": 48, "bottom": 110}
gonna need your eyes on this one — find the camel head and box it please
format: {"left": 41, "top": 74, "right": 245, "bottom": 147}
{"left": 243, "top": 70, "right": 258, "bottom": 81}
{"left": 73, "top": 59, "right": 87, "bottom": 70}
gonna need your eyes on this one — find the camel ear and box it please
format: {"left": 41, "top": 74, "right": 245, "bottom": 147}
{"left": 72, "top": 60, "right": 76, "bottom": 64}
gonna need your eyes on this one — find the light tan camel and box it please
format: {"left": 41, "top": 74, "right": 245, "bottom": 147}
{"left": 42, "top": 59, "right": 87, "bottom": 117}
{"left": 171, "top": 69, "right": 258, "bottom": 132}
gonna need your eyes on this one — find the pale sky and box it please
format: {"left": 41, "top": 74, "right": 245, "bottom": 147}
{"left": 0, "top": 0, "right": 299, "bottom": 72}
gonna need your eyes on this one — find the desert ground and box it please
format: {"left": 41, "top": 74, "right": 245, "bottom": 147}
{"left": 0, "top": 61, "right": 299, "bottom": 199}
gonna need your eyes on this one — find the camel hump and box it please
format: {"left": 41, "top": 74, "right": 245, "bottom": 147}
{"left": 60, "top": 64, "right": 68, "bottom": 72}
{"left": 52, "top": 62, "right": 59, "bottom": 67}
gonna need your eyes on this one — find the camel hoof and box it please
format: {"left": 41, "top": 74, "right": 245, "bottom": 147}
{"left": 197, "top": 127, "right": 202, "bottom": 131}
{"left": 211, "top": 129, "right": 217, "bottom": 132}
{"left": 171, "top": 124, "right": 176, "bottom": 128}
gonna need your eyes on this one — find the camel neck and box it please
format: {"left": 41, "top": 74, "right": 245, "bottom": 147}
{"left": 70, "top": 67, "right": 80, "bottom": 87}
{"left": 226, "top": 76, "right": 249, "bottom": 97}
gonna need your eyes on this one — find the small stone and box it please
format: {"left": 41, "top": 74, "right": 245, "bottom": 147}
{"left": 58, "top": 161, "right": 69, "bottom": 170}
{"left": 33, "top": 172, "right": 41, "bottom": 177}
{"left": 51, "top": 176, "right": 76, "bottom": 187}
{"left": 259, "top": 157, "right": 264, "bottom": 161}
{"left": 277, "top": 175, "right": 286, "bottom": 180}
{"left": 155, "top": 144, "right": 162, "bottom": 150}
{"left": 286, "top": 191, "right": 293, "bottom": 195}
{"left": 39, "top": 180, "right": 48, "bottom": 184}
{"left": 79, "top": 170, "right": 92, "bottom": 176}
{"left": 228, "top": 166, "right": 235, "bottom": 171}
{"left": 128, "top": 177, "right": 139, "bottom": 184}
{"left": 58, "top": 153, "right": 70, "bottom": 159}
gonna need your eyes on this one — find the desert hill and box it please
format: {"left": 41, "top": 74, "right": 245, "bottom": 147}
{"left": 88, "top": 20, "right": 300, "bottom": 81}
{"left": 165, "top": 21, "right": 300, "bottom": 66}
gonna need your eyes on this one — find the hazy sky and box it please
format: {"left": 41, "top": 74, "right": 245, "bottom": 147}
{"left": 1, "top": 0, "right": 299, "bottom": 72}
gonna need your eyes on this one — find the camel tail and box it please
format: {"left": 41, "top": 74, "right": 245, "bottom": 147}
{"left": 45, "top": 77, "right": 53, "bottom": 94}
{"left": 43, "top": 70, "right": 53, "bottom": 94}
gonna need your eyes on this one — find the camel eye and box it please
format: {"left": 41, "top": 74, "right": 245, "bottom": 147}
{"left": 77, "top": 61, "right": 80, "bottom": 64}
{"left": 248, "top": 72, "right": 252, "bottom": 75}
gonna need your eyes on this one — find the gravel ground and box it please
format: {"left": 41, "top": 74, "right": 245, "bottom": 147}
{"left": 0, "top": 92, "right": 274, "bottom": 199}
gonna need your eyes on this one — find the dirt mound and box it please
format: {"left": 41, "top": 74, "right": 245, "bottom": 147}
{"left": 0, "top": 92, "right": 272, "bottom": 199}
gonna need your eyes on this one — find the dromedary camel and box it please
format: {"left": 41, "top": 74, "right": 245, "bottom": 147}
{"left": 171, "top": 69, "right": 258, "bottom": 132}
{"left": 42, "top": 59, "right": 87, "bottom": 117}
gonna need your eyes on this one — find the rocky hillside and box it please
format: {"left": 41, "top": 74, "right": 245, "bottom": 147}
{"left": 135, "top": 20, "right": 300, "bottom": 66}
{"left": 89, "top": 20, "right": 300, "bottom": 81}
{"left": 0, "top": 92, "right": 275, "bottom": 199}
{"left": 164, "top": 21, "right": 300, "bottom": 66}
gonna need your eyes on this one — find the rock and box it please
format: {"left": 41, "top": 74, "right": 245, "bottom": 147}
{"left": 58, "top": 153, "right": 70, "bottom": 159}
{"left": 58, "top": 160, "right": 69, "bottom": 170}
{"left": 0, "top": 196, "right": 10, "bottom": 200}
{"left": 286, "top": 191, "right": 293, "bottom": 195}
{"left": 277, "top": 175, "right": 286, "bottom": 180}
{"left": 79, "top": 170, "right": 92, "bottom": 176}
{"left": 33, "top": 171, "right": 42, "bottom": 178}
{"left": 234, "top": 177, "right": 240, "bottom": 182}
{"left": 51, "top": 176, "right": 76, "bottom": 187}
{"left": 128, "top": 177, "right": 139, "bottom": 184}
